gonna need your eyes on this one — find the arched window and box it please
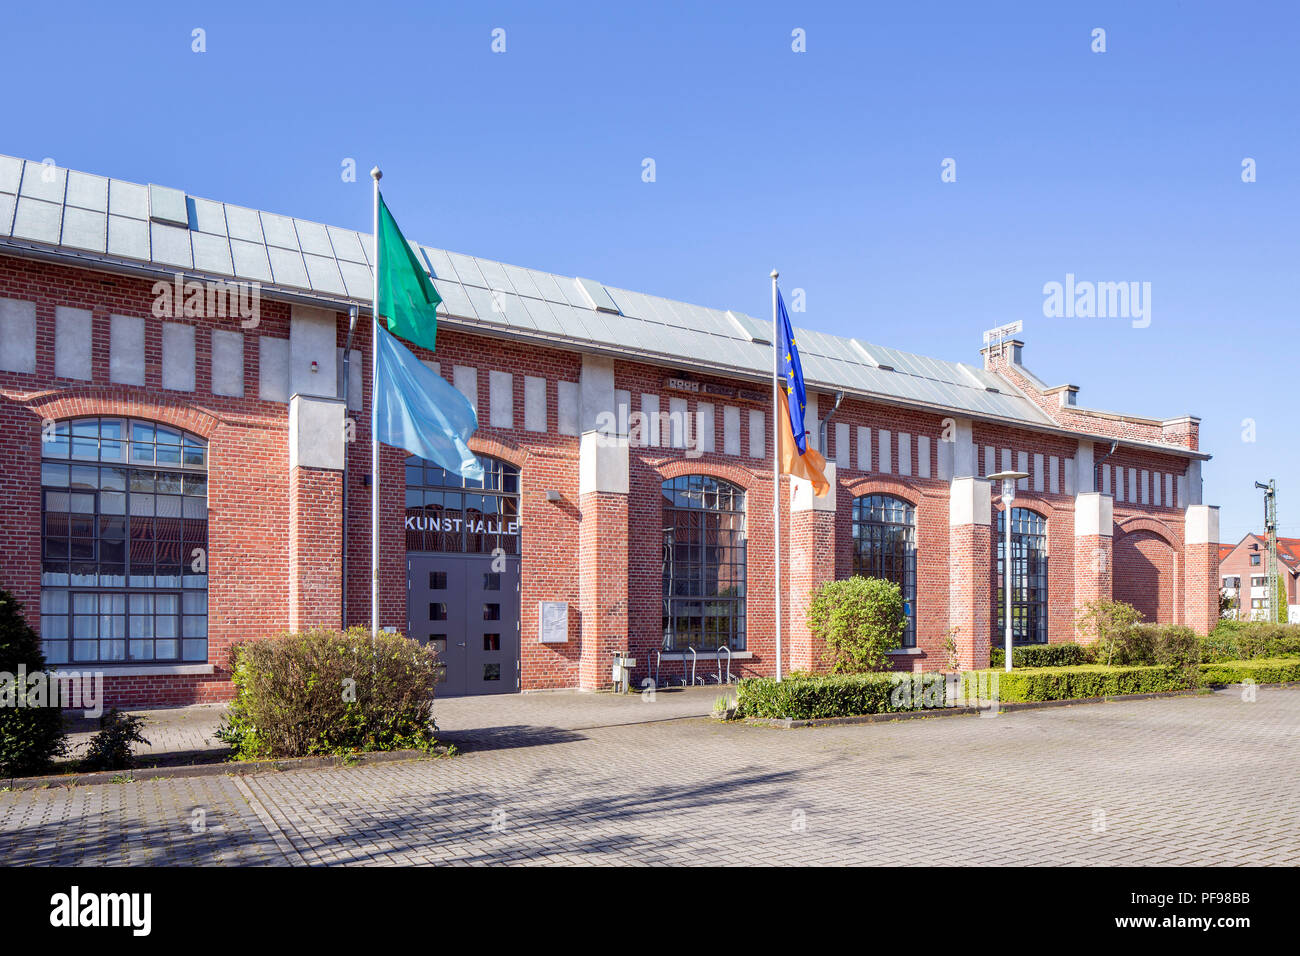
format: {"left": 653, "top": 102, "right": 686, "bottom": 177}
{"left": 40, "top": 418, "right": 208, "bottom": 664}
{"left": 404, "top": 454, "right": 520, "bottom": 554}
{"left": 995, "top": 507, "right": 1048, "bottom": 645}
{"left": 852, "top": 494, "right": 918, "bottom": 647}
{"left": 662, "top": 475, "right": 746, "bottom": 652}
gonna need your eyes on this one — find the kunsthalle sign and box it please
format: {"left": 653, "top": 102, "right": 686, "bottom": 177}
{"left": 404, "top": 513, "right": 520, "bottom": 537}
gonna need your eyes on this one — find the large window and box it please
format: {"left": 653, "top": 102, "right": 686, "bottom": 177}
{"left": 405, "top": 455, "right": 519, "bottom": 554}
{"left": 852, "top": 494, "right": 918, "bottom": 647}
{"left": 40, "top": 418, "right": 208, "bottom": 664}
{"left": 662, "top": 475, "right": 746, "bottom": 651}
{"left": 994, "top": 507, "right": 1048, "bottom": 646}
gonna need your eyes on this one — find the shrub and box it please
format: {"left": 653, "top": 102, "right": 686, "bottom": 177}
{"left": 216, "top": 627, "right": 442, "bottom": 760}
{"left": 0, "top": 589, "right": 68, "bottom": 777}
{"left": 736, "top": 672, "right": 920, "bottom": 720}
{"left": 1200, "top": 657, "right": 1300, "bottom": 685}
{"left": 806, "top": 576, "right": 904, "bottom": 673}
{"left": 80, "top": 709, "right": 150, "bottom": 771}
{"left": 962, "top": 664, "right": 1189, "bottom": 703}
{"left": 990, "top": 643, "right": 1094, "bottom": 668}
{"left": 1075, "top": 599, "right": 1143, "bottom": 666}
{"left": 1201, "top": 622, "right": 1300, "bottom": 662}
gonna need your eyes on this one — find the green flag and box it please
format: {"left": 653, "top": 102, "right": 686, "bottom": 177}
{"left": 377, "top": 193, "right": 441, "bottom": 353}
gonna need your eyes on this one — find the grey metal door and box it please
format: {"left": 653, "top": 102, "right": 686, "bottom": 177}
{"left": 407, "top": 553, "right": 519, "bottom": 696}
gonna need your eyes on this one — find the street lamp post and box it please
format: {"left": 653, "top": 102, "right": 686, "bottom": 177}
{"left": 988, "top": 471, "right": 1030, "bottom": 672}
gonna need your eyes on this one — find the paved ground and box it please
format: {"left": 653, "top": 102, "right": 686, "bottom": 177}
{"left": 3, "top": 685, "right": 1297, "bottom": 866}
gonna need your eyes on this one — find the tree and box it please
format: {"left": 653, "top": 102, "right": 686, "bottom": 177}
{"left": 0, "top": 589, "right": 69, "bottom": 777}
{"left": 807, "top": 576, "right": 905, "bottom": 673}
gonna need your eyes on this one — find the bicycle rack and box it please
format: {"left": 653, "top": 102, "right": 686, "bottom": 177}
{"left": 717, "top": 645, "right": 732, "bottom": 684}
{"left": 654, "top": 649, "right": 663, "bottom": 690}
{"left": 687, "top": 646, "right": 700, "bottom": 686}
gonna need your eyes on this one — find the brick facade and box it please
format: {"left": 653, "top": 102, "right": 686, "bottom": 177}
{"left": 0, "top": 252, "right": 1219, "bottom": 705}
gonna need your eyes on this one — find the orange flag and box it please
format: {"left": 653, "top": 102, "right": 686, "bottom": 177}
{"left": 777, "top": 388, "right": 830, "bottom": 496}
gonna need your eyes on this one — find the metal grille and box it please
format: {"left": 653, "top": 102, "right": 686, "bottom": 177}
{"left": 994, "top": 507, "right": 1049, "bottom": 645}
{"left": 851, "top": 494, "right": 917, "bottom": 647}
{"left": 661, "top": 475, "right": 746, "bottom": 651}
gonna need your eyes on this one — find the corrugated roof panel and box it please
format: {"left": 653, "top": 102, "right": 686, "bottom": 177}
{"left": 294, "top": 220, "right": 333, "bottom": 258}
{"left": 430, "top": 277, "right": 476, "bottom": 321}
{"left": 421, "top": 246, "right": 458, "bottom": 282}
{"left": 266, "top": 245, "right": 308, "bottom": 287}
{"left": 474, "top": 257, "right": 515, "bottom": 292}
{"left": 0, "top": 194, "right": 15, "bottom": 237}
{"left": 501, "top": 264, "right": 543, "bottom": 300}
{"left": 445, "top": 252, "right": 486, "bottom": 288}
{"left": 107, "top": 214, "right": 149, "bottom": 260}
{"left": 11, "top": 197, "right": 62, "bottom": 244}
{"left": 259, "top": 212, "right": 298, "bottom": 250}
{"left": 20, "top": 162, "right": 66, "bottom": 203}
{"left": 303, "top": 253, "right": 345, "bottom": 295}
{"left": 191, "top": 231, "right": 233, "bottom": 275}
{"left": 338, "top": 259, "right": 372, "bottom": 298}
{"left": 548, "top": 301, "right": 599, "bottom": 341}
{"left": 149, "top": 222, "right": 192, "bottom": 268}
{"left": 108, "top": 179, "right": 149, "bottom": 220}
{"left": 65, "top": 171, "right": 108, "bottom": 212}
{"left": 462, "top": 285, "right": 506, "bottom": 326}
{"left": 554, "top": 277, "right": 591, "bottom": 310}
{"left": 520, "top": 296, "right": 565, "bottom": 337}
{"left": 188, "top": 197, "right": 226, "bottom": 235}
{"left": 60, "top": 206, "right": 106, "bottom": 253}
{"left": 0, "top": 156, "right": 20, "bottom": 194}
{"left": 327, "top": 226, "right": 366, "bottom": 264}
{"left": 230, "top": 238, "right": 272, "bottom": 282}
{"left": 223, "top": 204, "right": 263, "bottom": 243}
{"left": 526, "top": 271, "right": 571, "bottom": 305}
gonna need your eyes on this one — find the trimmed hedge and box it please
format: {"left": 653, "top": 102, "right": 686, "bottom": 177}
{"left": 736, "top": 672, "right": 915, "bottom": 720}
{"left": 990, "top": 643, "right": 1093, "bottom": 669}
{"left": 1199, "top": 657, "right": 1300, "bottom": 685}
{"left": 963, "top": 664, "right": 1188, "bottom": 702}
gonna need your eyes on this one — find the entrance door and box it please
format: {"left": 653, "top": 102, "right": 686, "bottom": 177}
{"left": 407, "top": 553, "right": 520, "bottom": 696}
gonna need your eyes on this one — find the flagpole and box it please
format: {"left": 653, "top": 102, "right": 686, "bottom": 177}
{"left": 370, "top": 167, "right": 382, "bottom": 640}
{"left": 771, "top": 269, "right": 782, "bottom": 683}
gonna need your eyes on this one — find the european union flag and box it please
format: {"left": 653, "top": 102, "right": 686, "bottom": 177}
{"left": 776, "top": 289, "right": 809, "bottom": 454}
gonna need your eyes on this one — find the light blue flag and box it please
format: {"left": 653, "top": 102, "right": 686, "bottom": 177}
{"left": 374, "top": 323, "right": 484, "bottom": 481}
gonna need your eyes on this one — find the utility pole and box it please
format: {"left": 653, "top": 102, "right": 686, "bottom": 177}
{"left": 1255, "top": 480, "right": 1280, "bottom": 622}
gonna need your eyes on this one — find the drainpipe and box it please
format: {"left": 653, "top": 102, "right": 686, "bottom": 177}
{"left": 341, "top": 306, "right": 358, "bottom": 627}
{"left": 817, "top": 391, "right": 845, "bottom": 457}
{"left": 1093, "top": 438, "right": 1119, "bottom": 493}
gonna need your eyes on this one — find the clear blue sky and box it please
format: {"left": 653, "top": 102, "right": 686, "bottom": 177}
{"left": 7, "top": 0, "right": 1296, "bottom": 541}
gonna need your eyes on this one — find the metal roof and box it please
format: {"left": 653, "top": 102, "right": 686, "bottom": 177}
{"left": 0, "top": 153, "right": 1066, "bottom": 429}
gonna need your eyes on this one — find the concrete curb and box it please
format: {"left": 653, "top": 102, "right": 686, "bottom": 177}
{"left": 2, "top": 746, "right": 452, "bottom": 792}
{"left": 740, "top": 681, "right": 1298, "bottom": 729}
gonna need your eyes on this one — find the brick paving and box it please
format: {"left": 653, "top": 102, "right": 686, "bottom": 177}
{"left": 2, "top": 685, "right": 1297, "bottom": 866}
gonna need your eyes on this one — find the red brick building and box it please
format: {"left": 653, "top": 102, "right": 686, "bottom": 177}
{"left": 0, "top": 155, "right": 1220, "bottom": 705}
{"left": 1218, "top": 534, "right": 1300, "bottom": 621}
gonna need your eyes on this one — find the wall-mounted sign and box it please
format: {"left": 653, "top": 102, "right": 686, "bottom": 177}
{"left": 539, "top": 601, "right": 569, "bottom": 643}
{"left": 664, "top": 377, "right": 700, "bottom": 393}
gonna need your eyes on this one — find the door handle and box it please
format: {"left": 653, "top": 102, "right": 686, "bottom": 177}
{"left": 456, "top": 642, "right": 466, "bottom": 648}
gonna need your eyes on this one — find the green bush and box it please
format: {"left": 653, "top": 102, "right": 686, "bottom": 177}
{"left": 80, "top": 709, "right": 150, "bottom": 772}
{"left": 990, "top": 643, "right": 1094, "bottom": 669}
{"left": 216, "top": 627, "right": 442, "bottom": 760}
{"left": 806, "top": 576, "right": 904, "bottom": 673}
{"left": 1201, "top": 622, "right": 1300, "bottom": 662}
{"left": 0, "top": 589, "right": 68, "bottom": 777}
{"left": 1075, "top": 599, "right": 1143, "bottom": 666}
{"left": 736, "top": 672, "right": 924, "bottom": 720}
{"left": 1199, "top": 657, "right": 1300, "bottom": 685}
{"left": 962, "top": 664, "right": 1188, "bottom": 703}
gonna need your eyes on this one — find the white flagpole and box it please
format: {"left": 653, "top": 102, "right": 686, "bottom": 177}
{"left": 771, "top": 269, "right": 782, "bottom": 682}
{"left": 370, "top": 167, "right": 382, "bottom": 639}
